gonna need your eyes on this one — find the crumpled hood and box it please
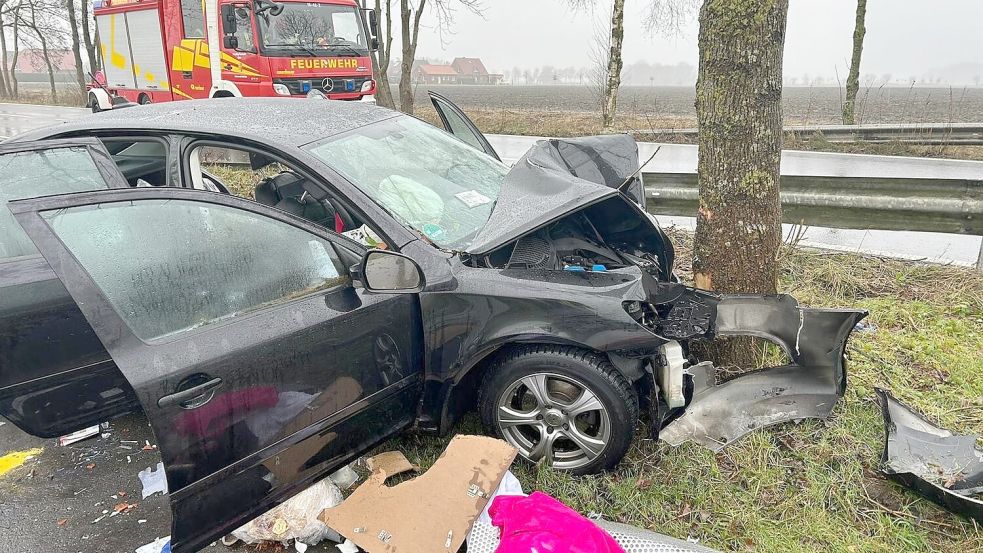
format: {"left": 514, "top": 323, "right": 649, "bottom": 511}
{"left": 465, "top": 134, "right": 644, "bottom": 255}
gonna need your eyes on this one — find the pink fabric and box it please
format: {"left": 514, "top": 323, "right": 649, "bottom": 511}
{"left": 489, "top": 492, "right": 625, "bottom": 553}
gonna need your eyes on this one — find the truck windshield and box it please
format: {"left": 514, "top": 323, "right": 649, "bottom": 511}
{"left": 306, "top": 116, "right": 509, "bottom": 249}
{"left": 257, "top": 2, "right": 367, "bottom": 55}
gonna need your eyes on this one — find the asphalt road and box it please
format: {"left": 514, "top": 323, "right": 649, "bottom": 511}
{"left": 0, "top": 102, "right": 88, "bottom": 140}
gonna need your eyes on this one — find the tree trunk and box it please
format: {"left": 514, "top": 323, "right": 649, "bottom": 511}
{"left": 692, "top": 0, "right": 789, "bottom": 366}
{"left": 601, "top": 0, "right": 625, "bottom": 130}
{"left": 398, "top": 0, "right": 424, "bottom": 114}
{"left": 80, "top": 0, "right": 99, "bottom": 73}
{"left": 0, "top": 14, "right": 10, "bottom": 98}
{"left": 10, "top": 14, "right": 19, "bottom": 97}
{"left": 29, "top": 7, "right": 57, "bottom": 101}
{"left": 66, "top": 0, "right": 87, "bottom": 93}
{"left": 371, "top": 0, "right": 395, "bottom": 108}
{"left": 842, "top": 0, "right": 866, "bottom": 125}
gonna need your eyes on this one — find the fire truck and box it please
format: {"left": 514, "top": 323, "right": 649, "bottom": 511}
{"left": 89, "top": 0, "right": 378, "bottom": 111}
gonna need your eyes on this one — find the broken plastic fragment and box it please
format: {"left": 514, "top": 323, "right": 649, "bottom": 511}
{"left": 876, "top": 388, "right": 983, "bottom": 522}
{"left": 138, "top": 462, "right": 169, "bottom": 499}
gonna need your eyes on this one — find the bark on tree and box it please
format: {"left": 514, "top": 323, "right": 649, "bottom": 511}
{"left": 65, "top": 0, "right": 87, "bottom": 93}
{"left": 842, "top": 0, "right": 866, "bottom": 125}
{"left": 371, "top": 0, "right": 396, "bottom": 108}
{"left": 692, "top": 0, "right": 789, "bottom": 365}
{"left": 600, "top": 0, "right": 624, "bottom": 129}
{"left": 80, "top": 0, "right": 98, "bottom": 73}
{"left": 397, "top": 0, "right": 424, "bottom": 114}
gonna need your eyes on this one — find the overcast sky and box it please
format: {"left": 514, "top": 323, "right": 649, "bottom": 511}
{"left": 410, "top": 1, "right": 983, "bottom": 83}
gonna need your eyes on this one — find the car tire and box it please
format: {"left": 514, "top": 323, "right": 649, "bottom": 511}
{"left": 479, "top": 345, "right": 638, "bottom": 475}
{"left": 89, "top": 93, "right": 101, "bottom": 113}
{"left": 138, "top": 94, "right": 152, "bottom": 105}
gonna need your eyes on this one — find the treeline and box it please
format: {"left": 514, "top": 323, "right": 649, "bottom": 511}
{"left": 0, "top": 0, "right": 99, "bottom": 101}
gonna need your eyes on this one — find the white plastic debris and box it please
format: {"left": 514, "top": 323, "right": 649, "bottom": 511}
{"left": 328, "top": 464, "right": 359, "bottom": 490}
{"left": 335, "top": 539, "right": 359, "bottom": 553}
{"left": 135, "top": 535, "right": 170, "bottom": 553}
{"left": 467, "top": 470, "right": 525, "bottom": 552}
{"left": 138, "top": 462, "right": 169, "bottom": 499}
{"left": 58, "top": 425, "right": 100, "bottom": 446}
{"left": 230, "top": 478, "right": 345, "bottom": 548}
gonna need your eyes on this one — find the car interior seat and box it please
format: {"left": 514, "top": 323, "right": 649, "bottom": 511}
{"left": 254, "top": 171, "right": 337, "bottom": 228}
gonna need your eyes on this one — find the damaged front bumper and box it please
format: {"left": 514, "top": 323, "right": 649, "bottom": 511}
{"left": 876, "top": 388, "right": 983, "bottom": 522}
{"left": 638, "top": 285, "right": 867, "bottom": 451}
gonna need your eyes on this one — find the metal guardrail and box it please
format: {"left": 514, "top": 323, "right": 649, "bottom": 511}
{"left": 487, "top": 135, "right": 983, "bottom": 269}
{"left": 628, "top": 123, "right": 983, "bottom": 146}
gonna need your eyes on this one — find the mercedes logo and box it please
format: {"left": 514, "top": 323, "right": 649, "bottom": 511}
{"left": 321, "top": 78, "right": 334, "bottom": 92}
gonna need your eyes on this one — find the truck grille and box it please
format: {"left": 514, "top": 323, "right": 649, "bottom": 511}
{"left": 274, "top": 77, "right": 370, "bottom": 95}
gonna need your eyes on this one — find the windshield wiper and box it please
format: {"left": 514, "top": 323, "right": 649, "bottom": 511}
{"left": 265, "top": 43, "right": 317, "bottom": 56}
{"left": 327, "top": 43, "right": 362, "bottom": 57}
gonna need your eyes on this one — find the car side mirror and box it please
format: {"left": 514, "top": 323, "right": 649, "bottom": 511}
{"left": 221, "top": 4, "right": 237, "bottom": 34}
{"left": 360, "top": 250, "right": 424, "bottom": 293}
{"left": 367, "top": 9, "right": 378, "bottom": 37}
{"left": 370, "top": 37, "right": 379, "bottom": 51}
{"left": 223, "top": 35, "right": 239, "bottom": 50}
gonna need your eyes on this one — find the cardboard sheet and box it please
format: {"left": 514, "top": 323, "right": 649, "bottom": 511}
{"left": 366, "top": 451, "right": 418, "bottom": 477}
{"left": 320, "top": 435, "right": 517, "bottom": 553}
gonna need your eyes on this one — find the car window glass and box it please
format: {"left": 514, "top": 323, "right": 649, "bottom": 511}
{"left": 307, "top": 115, "right": 509, "bottom": 249}
{"left": 187, "top": 144, "right": 383, "bottom": 246}
{"left": 435, "top": 99, "right": 486, "bottom": 152}
{"left": 101, "top": 139, "right": 168, "bottom": 187}
{"left": 181, "top": 0, "right": 205, "bottom": 38}
{"left": 0, "top": 147, "right": 110, "bottom": 259}
{"left": 42, "top": 199, "right": 348, "bottom": 341}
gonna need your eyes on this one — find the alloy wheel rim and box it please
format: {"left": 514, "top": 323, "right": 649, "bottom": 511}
{"left": 496, "top": 372, "right": 611, "bottom": 470}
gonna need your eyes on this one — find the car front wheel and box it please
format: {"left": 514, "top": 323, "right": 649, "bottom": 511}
{"left": 479, "top": 345, "right": 638, "bottom": 475}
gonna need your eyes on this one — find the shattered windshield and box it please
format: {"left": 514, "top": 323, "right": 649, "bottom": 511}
{"left": 257, "top": 2, "right": 368, "bottom": 55}
{"left": 307, "top": 116, "right": 509, "bottom": 249}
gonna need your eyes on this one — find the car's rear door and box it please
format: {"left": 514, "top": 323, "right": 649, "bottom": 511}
{"left": 0, "top": 139, "right": 139, "bottom": 437}
{"left": 429, "top": 90, "right": 502, "bottom": 161}
{"left": 9, "top": 188, "right": 424, "bottom": 552}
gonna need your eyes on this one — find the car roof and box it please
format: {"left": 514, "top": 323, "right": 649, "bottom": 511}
{"left": 19, "top": 97, "right": 402, "bottom": 147}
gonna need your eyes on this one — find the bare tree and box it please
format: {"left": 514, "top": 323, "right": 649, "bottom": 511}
{"left": 65, "top": 0, "right": 86, "bottom": 93}
{"left": 8, "top": 5, "right": 20, "bottom": 97}
{"left": 79, "top": 0, "right": 97, "bottom": 72}
{"left": 692, "top": 0, "right": 789, "bottom": 366}
{"left": 842, "top": 0, "right": 866, "bottom": 125}
{"left": 568, "top": 0, "right": 694, "bottom": 130}
{"left": 0, "top": 1, "right": 13, "bottom": 98}
{"left": 396, "top": 0, "right": 481, "bottom": 114}
{"left": 368, "top": 0, "right": 395, "bottom": 108}
{"left": 19, "top": 0, "right": 69, "bottom": 101}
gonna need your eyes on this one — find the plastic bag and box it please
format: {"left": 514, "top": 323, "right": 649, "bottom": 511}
{"left": 229, "top": 478, "right": 344, "bottom": 547}
{"left": 490, "top": 492, "right": 626, "bottom": 553}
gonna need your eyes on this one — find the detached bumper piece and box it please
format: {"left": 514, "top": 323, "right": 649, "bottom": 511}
{"left": 659, "top": 295, "right": 866, "bottom": 451}
{"left": 876, "top": 388, "right": 983, "bottom": 522}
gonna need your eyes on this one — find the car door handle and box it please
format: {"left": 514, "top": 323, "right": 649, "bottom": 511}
{"left": 157, "top": 377, "right": 223, "bottom": 409}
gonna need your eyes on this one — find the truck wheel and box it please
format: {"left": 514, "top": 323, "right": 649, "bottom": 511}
{"left": 138, "top": 94, "right": 152, "bottom": 105}
{"left": 478, "top": 345, "right": 638, "bottom": 475}
{"left": 89, "top": 93, "right": 101, "bottom": 113}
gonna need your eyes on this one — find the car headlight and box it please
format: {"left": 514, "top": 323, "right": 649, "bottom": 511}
{"left": 272, "top": 83, "right": 291, "bottom": 96}
{"left": 360, "top": 79, "right": 374, "bottom": 93}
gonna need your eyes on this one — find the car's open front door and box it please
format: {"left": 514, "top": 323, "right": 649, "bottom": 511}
{"left": 428, "top": 90, "right": 502, "bottom": 161}
{"left": 9, "top": 188, "right": 424, "bottom": 552}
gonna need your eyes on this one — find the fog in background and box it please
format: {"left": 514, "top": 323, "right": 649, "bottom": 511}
{"left": 406, "top": 0, "right": 983, "bottom": 86}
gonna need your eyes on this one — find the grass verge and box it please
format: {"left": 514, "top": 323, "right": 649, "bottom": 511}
{"left": 378, "top": 231, "right": 983, "bottom": 552}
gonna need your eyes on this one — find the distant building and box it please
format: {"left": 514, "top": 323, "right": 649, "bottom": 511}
{"left": 9, "top": 49, "right": 78, "bottom": 74}
{"left": 413, "top": 57, "right": 502, "bottom": 85}
{"left": 414, "top": 63, "right": 459, "bottom": 84}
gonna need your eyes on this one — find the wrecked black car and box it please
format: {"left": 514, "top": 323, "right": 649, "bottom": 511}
{"left": 1, "top": 94, "right": 864, "bottom": 551}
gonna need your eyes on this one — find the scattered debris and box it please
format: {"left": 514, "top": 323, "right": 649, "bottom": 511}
{"left": 86, "top": 463, "right": 96, "bottom": 470}
{"left": 141, "top": 441, "right": 155, "bottom": 451}
{"left": 335, "top": 540, "right": 359, "bottom": 553}
{"left": 228, "top": 478, "right": 345, "bottom": 548}
{"left": 58, "top": 426, "right": 100, "bottom": 446}
{"left": 364, "top": 451, "right": 417, "bottom": 478}
{"left": 138, "top": 462, "right": 168, "bottom": 499}
{"left": 56, "top": 518, "right": 69, "bottom": 526}
{"left": 320, "top": 435, "right": 517, "bottom": 553}
{"left": 135, "top": 536, "right": 171, "bottom": 553}
{"left": 876, "top": 388, "right": 983, "bottom": 522}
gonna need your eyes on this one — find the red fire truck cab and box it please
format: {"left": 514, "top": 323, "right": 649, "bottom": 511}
{"left": 90, "top": 0, "right": 378, "bottom": 110}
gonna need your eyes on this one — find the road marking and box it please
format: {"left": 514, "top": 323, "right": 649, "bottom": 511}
{"left": 0, "top": 447, "right": 43, "bottom": 477}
